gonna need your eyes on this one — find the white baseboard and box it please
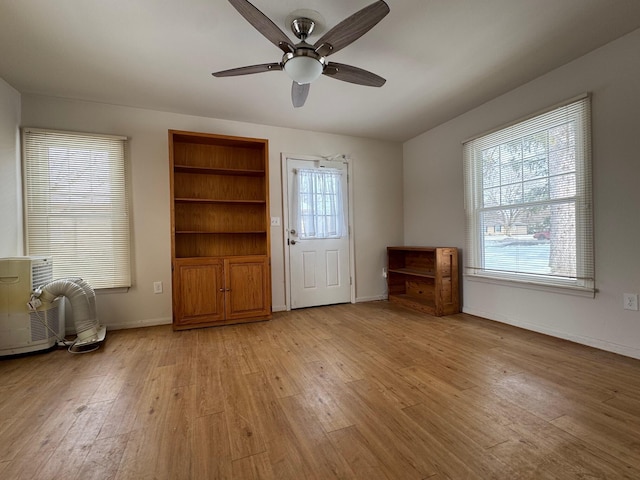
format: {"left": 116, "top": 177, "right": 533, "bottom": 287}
{"left": 463, "top": 306, "right": 640, "bottom": 360}
{"left": 102, "top": 307, "right": 284, "bottom": 331}
{"left": 356, "top": 295, "right": 388, "bottom": 303}
{"left": 103, "top": 316, "right": 173, "bottom": 331}
{"left": 272, "top": 299, "right": 386, "bottom": 312}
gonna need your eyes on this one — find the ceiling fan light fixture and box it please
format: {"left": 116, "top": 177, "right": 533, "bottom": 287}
{"left": 283, "top": 55, "right": 324, "bottom": 84}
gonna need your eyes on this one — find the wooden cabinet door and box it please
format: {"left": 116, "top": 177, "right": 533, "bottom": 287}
{"left": 173, "top": 258, "right": 225, "bottom": 326}
{"left": 225, "top": 256, "right": 270, "bottom": 321}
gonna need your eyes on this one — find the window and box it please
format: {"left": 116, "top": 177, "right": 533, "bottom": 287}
{"left": 295, "top": 168, "right": 345, "bottom": 239}
{"left": 22, "top": 128, "right": 131, "bottom": 289}
{"left": 463, "top": 95, "right": 593, "bottom": 294}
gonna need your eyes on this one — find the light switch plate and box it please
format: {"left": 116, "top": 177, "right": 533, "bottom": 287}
{"left": 271, "top": 217, "right": 281, "bottom": 227}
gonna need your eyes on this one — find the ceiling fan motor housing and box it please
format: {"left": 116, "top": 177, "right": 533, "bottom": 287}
{"left": 283, "top": 17, "right": 330, "bottom": 84}
{"left": 291, "top": 17, "right": 315, "bottom": 40}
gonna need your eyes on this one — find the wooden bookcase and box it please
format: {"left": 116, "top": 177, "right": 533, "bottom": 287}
{"left": 387, "top": 246, "right": 459, "bottom": 316}
{"left": 169, "top": 130, "right": 271, "bottom": 329}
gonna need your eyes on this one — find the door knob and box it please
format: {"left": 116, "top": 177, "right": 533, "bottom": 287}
{"left": 290, "top": 240, "right": 297, "bottom": 245}
{"left": 290, "top": 229, "right": 296, "bottom": 235}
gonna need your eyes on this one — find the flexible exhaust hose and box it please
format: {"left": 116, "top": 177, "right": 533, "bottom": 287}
{"left": 38, "top": 278, "right": 100, "bottom": 343}
{"left": 63, "top": 277, "right": 97, "bottom": 324}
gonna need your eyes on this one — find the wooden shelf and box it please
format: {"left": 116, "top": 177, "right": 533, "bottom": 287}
{"left": 389, "top": 294, "right": 437, "bottom": 316}
{"left": 176, "top": 230, "right": 267, "bottom": 235}
{"left": 387, "top": 246, "right": 459, "bottom": 317}
{"left": 174, "top": 165, "right": 265, "bottom": 176}
{"left": 388, "top": 246, "right": 437, "bottom": 252}
{"left": 174, "top": 198, "right": 266, "bottom": 204}
{"left": 388, "top": 267, "right": 436, "bottom": 279}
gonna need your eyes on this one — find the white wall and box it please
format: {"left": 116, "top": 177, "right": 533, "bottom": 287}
{"left": 19, "top": 95, "right": 403, "bottom": 329}
{"left": 403, "top": 28, "right": 640, "bottom": 358}
{"left": 0, "top": 78, "right": 22, "bottom": 257}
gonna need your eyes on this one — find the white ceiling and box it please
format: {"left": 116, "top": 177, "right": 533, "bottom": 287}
{"left": 1, "top": 0, "right": 639, "bottom": 142}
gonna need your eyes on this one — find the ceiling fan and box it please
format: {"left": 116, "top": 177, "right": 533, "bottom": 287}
{"left": 212, "top": 0, "right": 390, "bottom": 108}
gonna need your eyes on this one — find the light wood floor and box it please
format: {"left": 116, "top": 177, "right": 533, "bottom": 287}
{"left": 2, "top": 302, "right": 640, "bottom": 479}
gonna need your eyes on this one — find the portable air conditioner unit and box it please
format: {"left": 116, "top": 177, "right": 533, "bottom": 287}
{"left": 0, "top": 256, "right": 63, "bottom": 357}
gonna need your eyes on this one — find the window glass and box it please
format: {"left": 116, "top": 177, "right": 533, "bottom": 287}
{"left": 296, "top": 168, "right": 345, "bottom": 240}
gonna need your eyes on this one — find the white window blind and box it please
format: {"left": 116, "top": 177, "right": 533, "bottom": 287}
{"left": 295, "top": 168, "right": 345, "bottom": 239}
{"left": 463, "top": 95, "right": 594, "bottom": 293}
{"left": 22, "top": 128, "right": 131, "bottom": 289}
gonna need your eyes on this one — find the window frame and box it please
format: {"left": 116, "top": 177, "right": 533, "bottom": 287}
{"left": 22, "top": 127, "right": 131, "bottom": 290}
{"left": 463, "top": 94, "right": 594, "bottom": 296}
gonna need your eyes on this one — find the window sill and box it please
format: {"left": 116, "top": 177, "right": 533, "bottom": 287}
{"left": 96, "top": 287, "right": 130, "bottom": 295}
{"left": 465, "top": 273, "right": 595, "bottom": 298}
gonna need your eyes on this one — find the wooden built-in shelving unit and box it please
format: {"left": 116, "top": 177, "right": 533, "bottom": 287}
{"left": 169, "top": 130, "right": 272, "bottom": 329}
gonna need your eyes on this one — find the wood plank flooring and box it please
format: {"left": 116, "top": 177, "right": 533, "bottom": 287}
{"left": 2, "top": 301, "right": 640, "bottom": 479}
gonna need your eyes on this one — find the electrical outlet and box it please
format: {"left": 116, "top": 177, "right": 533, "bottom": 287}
{"left": 382, "top": 267, "right": 388, "bottom": 278}
{"left": 623, "top": 293, "right": 638, "bottom": 311}
{"left": 153, "top": 281, "right": 163, "bottom": 294}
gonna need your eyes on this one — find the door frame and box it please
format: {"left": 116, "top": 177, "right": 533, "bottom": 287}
{"left": 280, "top": 153, "right": 356, "bottom": 311}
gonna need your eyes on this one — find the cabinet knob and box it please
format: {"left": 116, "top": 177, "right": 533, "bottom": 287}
{"left": 219, "top": 288, "right": 225, "bottom": 292}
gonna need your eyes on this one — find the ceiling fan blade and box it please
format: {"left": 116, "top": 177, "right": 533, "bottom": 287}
{"left": 313, "top": 1, "right": 390, "bottom": 57}
{"left": 323, "top": 63, "right": 386, "bottom": 87}
{"left": 292, "top": 82, "right": 310, "bottom": 108}
{"left": 212, "top": 63, "right": 282, "bottom": 77}
{"left": 228, "top": 0, "right": 294, "bottom": 54}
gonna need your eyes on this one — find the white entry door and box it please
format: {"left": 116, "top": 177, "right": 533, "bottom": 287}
{"left": 287, "top": 158, "right": 351, "bottom": 309}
